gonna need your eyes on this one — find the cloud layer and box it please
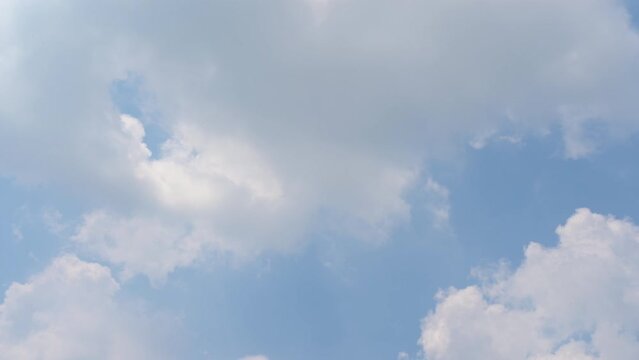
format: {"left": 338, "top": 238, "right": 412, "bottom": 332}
{"left": 2, "top": 0, "right": 639, "bottom": 279}
{"left": 420, "top": 208, "right": 639, "bottom": 359}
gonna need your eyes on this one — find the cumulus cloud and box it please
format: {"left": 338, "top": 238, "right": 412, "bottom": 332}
{"left": 419, "top": 208, "right": 639, "bottom": 360}
{"left": 2, "top": 0, "right": 639, "bottom": 278}
{"left": 0, "top": 255, "right": 177, "bottom": 359}
{"left": 72, "top": 114, "right": 414, "bottom": 280}
{"left": 72, "top": 211, "right": 206, "bottom": 284}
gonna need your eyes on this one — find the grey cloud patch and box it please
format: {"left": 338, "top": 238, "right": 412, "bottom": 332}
{"left": 2, "top": 0, "right": 639, "bottom": 278}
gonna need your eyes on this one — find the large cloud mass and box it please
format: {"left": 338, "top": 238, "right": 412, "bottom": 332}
{"left": 420, "top": 209, "right": 639, "bottom": 360}
{"left": 2, "top": 0, "right": 639, "bottom": 279}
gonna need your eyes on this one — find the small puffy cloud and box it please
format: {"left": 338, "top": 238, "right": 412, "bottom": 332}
{"left": 72, "top": 211, "right": 207, "bottom": 284}
{"left": 0, "top": 255, "right": 176, "bottom": 359}
{"left": 419, "top": 208, "right": 639, "bottom": 360}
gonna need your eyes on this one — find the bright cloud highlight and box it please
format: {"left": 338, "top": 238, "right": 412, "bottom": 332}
{"left": 0, "top": 255, "right": 176, "bottom": 359}
{"left": 420, "top": 209, "right": 639, "bottom": 360}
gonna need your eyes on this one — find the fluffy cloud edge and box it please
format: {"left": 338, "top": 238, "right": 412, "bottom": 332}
{"left": 0, "top": 254, "right": 179, "bottom": 360}
{"left": 419, "top": 208, "right": 639, "bottom": 360}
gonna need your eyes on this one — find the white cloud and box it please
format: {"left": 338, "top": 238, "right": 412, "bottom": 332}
{"left": 128, "top": 116, "right": 284, "bottom": 209}
{"left": 72, "top": 211, "right": 207, "bottom": 285}
{"left": 419, "top": 208, "right": 639, "bottom": 360}
{"left": 2, "top": 0, "right": 639, "bottom": 278}
{"left": 238, "top": 355, "right": 269, "bottom": 360}
{"left": 0, "top": 255, "right": 176, "bottom": 359}
{"left": 71, "top": 115, "right": 415, "bottom": 280}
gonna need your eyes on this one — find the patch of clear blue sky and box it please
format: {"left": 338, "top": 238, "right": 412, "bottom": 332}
{"left": 110, "top": 73, "right": 169, "bottom": 158}
{"left": 625, "top": 0, "right": 639, "bottom": 27}
{"left": 0, "top": 179, "right": 77, "bottom": 290}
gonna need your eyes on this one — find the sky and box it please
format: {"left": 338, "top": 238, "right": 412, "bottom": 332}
{"left": 1, "top": 1, "right": 639, "bottom": 359}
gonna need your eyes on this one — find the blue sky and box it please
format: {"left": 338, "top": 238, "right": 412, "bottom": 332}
{"left": 2, "top": 1, "right": 639, "bottom": 359}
